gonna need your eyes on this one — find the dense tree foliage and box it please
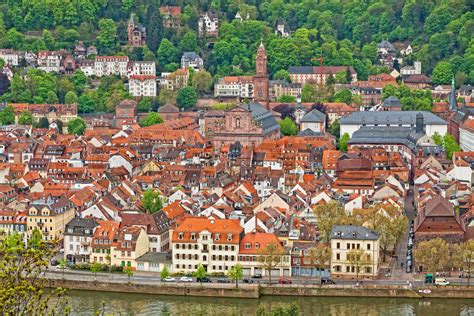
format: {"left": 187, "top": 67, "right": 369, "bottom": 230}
{"left": 279, "top": 117, "right": 298, "bottom": 136}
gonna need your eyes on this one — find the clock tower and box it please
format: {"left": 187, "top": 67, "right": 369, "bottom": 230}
{"left": 253, "top": 42, "right": 269, "bottom": 104}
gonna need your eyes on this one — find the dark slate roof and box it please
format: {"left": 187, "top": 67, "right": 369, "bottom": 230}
{"left": 377, "top": 40, "right": 395, "bottom": 50}
{"left": 136, "top": 252, "right": 172, "bottom": 264}
{"left": 340, "top": 111, "right": 446, "bottom": 125}
{"left": 301, "top": 109, "right": 326, "bottom": 123}
{"left": 382, "top": 96, "right": 401, "bottom": 108}
{"left": 330, "top": 225, "right": 380, "bottom": 241}
{"left": 297, "top": 129, "right": 325, "bottom": 137}
{"left": 64, "top": 217, "right": 98, "bottom": 236}
{"left": 181, "top": 52, "right": 201, "bottom": 61}
{"left": 348, "top": 126, "right": 425, "bottom": 150}
{"left": 238, "top": 102, "right": 279, "bottom": 135}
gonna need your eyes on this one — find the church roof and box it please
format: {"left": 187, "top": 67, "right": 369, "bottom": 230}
{"left": 238, "top": 102, "right": 279, "bottom": 135}
{"left": 348, "top": 126, "right": 425, "bottom": 150}
{"left": 340, "top": 111, "right": 446, "bottom": 126}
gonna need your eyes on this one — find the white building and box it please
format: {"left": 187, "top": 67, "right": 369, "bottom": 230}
{"left": 330, "top": 225, "right": 380, "bottom": 279}
{"left": 460, "top": 118, "right": 474, "bottom": 151}
{"left": 63, "top": 218, "right": 98, "bottom": 264}
{"left": 198, "top": 11, "right": 218, "bottom": 37}
{"left": 94, "top": 56, "right": 129, "bottom": 77}
{"left": 0, "top": 49, "right": 21, "bottom": 66}
{"left": 171, "top": 217, "right": 243, "bottom": 274}
{"left": 79, "top": 60, "right": 95, "bottom": 76}
{"left": 400, "top": 61, "right": 421, "bottom": 76}
{"left": 128, "top": 61, "right": 156, "bottom": 77}
{"left": 37, "top": 51, "right": 62, "bottom": 73}
{"left": 180, "top": 52, "right": 204, "bottom": 71}
{"left": 214, "top": 76, "right": 254, "bottom": 99}
{"left": 300, "top": 109, "right": 326, "bottom": 133}
{"left": 129, "top": 75, "right": 157, "bottom": 97}
{"left": 340, "top": 111, "right": 447, "bottom": 138}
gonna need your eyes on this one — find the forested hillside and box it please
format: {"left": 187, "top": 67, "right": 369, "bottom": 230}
{"left": 0, "top": 0, "right": 473, "bottom": 83}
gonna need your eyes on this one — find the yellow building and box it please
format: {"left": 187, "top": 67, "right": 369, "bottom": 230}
{"left": 27, "top": 197, "right": 76, "bottom": 241}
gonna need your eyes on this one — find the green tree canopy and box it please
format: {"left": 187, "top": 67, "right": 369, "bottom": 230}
{"left": 192, "top": 71, "right": 213, "bottom": 96}
{"left": 140, "top": 112, "right": 164, "bottom": 127}
{"left": 176, "top": 87, "right": 197, "bottom": 109}
{"left": 67, "top": 117, "right": 86, "bottom": 135}
{"left": 142, "top": 189, "right": 163, "bottom": 214}
{"left": 432, "top": 61, "right": 453, "bottom": 85}
{"left": 339, "top": 133, "right": 350, "bottom": 152}
{"left": 18, "top": 110, "right": 33, "bottom": 125}
{"left": 279, "top": 117, "right": 298, "bottom": 136}
{"left": 0, "top": 106, "right": 15, "bottom": 125}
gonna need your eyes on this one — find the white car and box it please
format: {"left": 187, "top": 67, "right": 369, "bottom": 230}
{"left": 162, "top": 277, "right": 176, "bottom": 282}
{"left": 179, "top": 276, "right": 193, "bottom": 282}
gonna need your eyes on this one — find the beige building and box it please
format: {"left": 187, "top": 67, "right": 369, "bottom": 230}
{"left": 27, "top": 197, "right": 76, "bottom": 241}
{"left": 111, "top": 226, "right": 150, "bottom": 270}
{"left": 330, "top": 225, "right": 380, "bottom": 279}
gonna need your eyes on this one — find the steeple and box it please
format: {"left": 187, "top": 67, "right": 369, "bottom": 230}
{"left": 129, "top": 13, "right": 135, "bottom": 25}
{"left": 449, "top": 75, "right": 457, "bottom": 111}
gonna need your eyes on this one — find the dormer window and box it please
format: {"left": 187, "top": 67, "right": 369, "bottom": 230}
{"left": 178, "top": 233, "right": 184, "bottom": 240}
{"left": 244, "top": 243, "right": 251, "bottom": 249}
{"left": 191, "top": 233, "right": 196, "bottom": 240}
{"left": 227, "top": 234, "right": 232, "bottom": 241}
{"left": 215, "top": 234, "right": 220, "bottom": 241}
{"left": 255, "top": 243, "right": 260, "bottom": 249}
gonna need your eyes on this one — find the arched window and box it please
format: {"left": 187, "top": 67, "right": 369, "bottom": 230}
{"left": 236, "top": 117, "right": 241, "bottom": 128}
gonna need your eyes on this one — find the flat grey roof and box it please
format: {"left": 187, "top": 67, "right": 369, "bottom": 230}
{"left": 340, "top": 111, "right": 447, "bottom": 125}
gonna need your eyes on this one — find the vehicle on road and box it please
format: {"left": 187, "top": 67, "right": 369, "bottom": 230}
{"left": 243, "top": 278, "right": 254, "bottom": 284}
{"left": 217, "top": 278, "right": 231, "bottom": 283}
{"left": 252, "top": 273, "right": 262, "bottom": 279}
{"left": 179, "top": 276, "right": 193, "bottom": 282}
{"left": 434, "top": 278, "right": 450, "bottom": 286}
{"left": 321, "top": 278, "right": 336, "bottom": 285}
{"left": 162, "top": 277, "right": 176, "bottom": 282}
{"left": 197, "top": 277, "right": 212, "bottom": 283}
{"left": 278, "top": 278, "right": 292, "bottom": 284}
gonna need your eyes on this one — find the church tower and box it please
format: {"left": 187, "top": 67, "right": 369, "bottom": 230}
{"left": 253, "top": 42, "right": 269, "bottom": 104}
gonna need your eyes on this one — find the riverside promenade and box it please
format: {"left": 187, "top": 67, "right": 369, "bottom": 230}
{"left": 46, "top": 270, "right": 474, "bottom": 300}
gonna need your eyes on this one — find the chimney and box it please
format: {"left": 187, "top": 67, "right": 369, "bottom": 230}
{"left": 415, "top": 113, "right": 424, "bottom": 133}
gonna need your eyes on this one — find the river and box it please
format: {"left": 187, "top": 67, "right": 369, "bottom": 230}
{"left": 67, "top": 290, "right": 474, "bottom": 315}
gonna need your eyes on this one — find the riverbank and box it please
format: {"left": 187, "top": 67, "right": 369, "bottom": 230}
{"left": 47, "top": 277, "right": 474, "bottom": 300}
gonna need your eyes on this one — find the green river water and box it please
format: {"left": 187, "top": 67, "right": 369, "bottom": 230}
{"left": 67, "top": 290, "right": 474, "bottom": 315}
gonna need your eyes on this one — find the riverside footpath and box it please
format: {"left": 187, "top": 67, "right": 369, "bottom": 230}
{"left": 46, "top": 270, "right": 474, "bottom": 300}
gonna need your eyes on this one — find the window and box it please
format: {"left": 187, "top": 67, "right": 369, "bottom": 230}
{"left": 215, "top": 234, "right": 220, "bottom": 241}
{"left": 336, "top": 242, "right": 340, "bottom": 249}
{"left": 244, "top": 243, "right": 251, "bottom": 249}
{"left": 255, "top": 243, "right": 260, "bottom": 249}
{"left": 346, "top": 243, "right": 350, "bottom": 249}
{"left": 178, "top": 233, "right": 184, "bottom": 240}
{"left": 336, "top": 253, "right": 340, "bottom": 260}
{"left": 227, "top": 234, "right": 232, "bottom": 241}
{"left": 367, "top": 244, "right": 371, "bottom": 250}
{"left": 191, "top": 233, "right": 196, "bottom": 240}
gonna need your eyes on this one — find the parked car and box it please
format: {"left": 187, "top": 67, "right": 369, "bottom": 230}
{"left": 434, "top": 278, "right": 450, "bottom": 286}
{"left": 321, "top": 278, "right": 336, "bottom": 285}
{"left": 217, "top": 278, "right": 231, "bottom": 283}
{"left": 179, "top": 276, "right": 193, "bottom": 282}
{"left": 278, "top": 278, "right": 292, "bottom": 284}
{"left": 197, "top": 277, "right": 212, "bottom": 283}
{"left": 252, "top": 273, "right": 263, "bottom": 279}
{"left": 243, "top": 278, "right": 254, "bottom": 284}
{"left": 162, "top": 277, "right": 176, "bottom": 283}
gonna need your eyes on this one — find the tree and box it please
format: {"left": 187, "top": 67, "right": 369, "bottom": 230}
{"left": 192, "top": 71, "right": 213, "bottom": 96}
{"left": 193, "top": 264, "right": 207, "bottom": 283}
{"left": 443, "top": 133, "right": 461, "bottom": 159}
{"left": 277, "top": 95, "right": 296, "bottom": 103}
{"left": 65, "top": 91, "right": 78, "bottom": 104}
{"left": 279, "top": 117, "right": 298, "bottom": 136}
{"left": 255, "top": 302, "right": 300, "bottom": 316}
{"left": 43, "top": 29, "right": 55, "bottom": 50}
{"left": 329, "top": 120, "right": 340, "bottom": 138}
{"left": 0, "top": 106, "right": 15, "bottom": 125}
{"left": 432, "top": 132, "right": 443, "bottom": 146}
{"left": 227, "top": 264, "right": 244, "bottom": 288}
{"left": 313, "top": 202, "right": 350, "bottom": 243}
{"left": 71, "top": 70, "right": 87, "bottom": 94}
{"left": 258, "top": 242, "right": 285, "bottom": 285}
{"left": 347, "top": 249, "right": 371, "bottom": 282}
{"left": 142, "top": 189, "right": 163, "bottom": 214}
{"left": 452, "top": 240, "right": 474, "bottom": 287}
{"left": 145, "top": 3, "right": 163, "bottom": 53}
{"left": 178, "top": 31, "right": 198, "bottom": 53}
{"left": 140, "top": 112, "right": 164, "bottom": 127}
{"left": 97, "top": 19, "right": 117, "bottom": 54}
{"left": 367, "top": 211, "right": 407, "bottom": 262}
{"left": 124, "top": 266, "right": 133, "bottom": 283}
{"left": 176, "top": 87, "right": 197, "bottom": 109}
{"left": 339, "top": 133, "right": 350, "bottom": 152}
{"left": 157, "top": 39, "right": 178, "bottom": 70}
{"left": 333, "top": 89, "right": 353, "bottom": 104}
{"left": 77, "top": 95, "right": 95, "bottom": 113}
{"left": 432, "top": 61, "right": 453, "bottom": 85}
{"left": 307, "top": 244, "right": 331, "bottom": 282}
{"left": 158, "top": 89, "right": 177, "bottom": 106}
{"left": 91, "top": 262, "right": 102, "bottom": 281}
{"left": 160, "top": 266, "right": 170, "bottom": 280}
{"left": 67, "top": 117, "right": 86, "bottom": 135}
{"left": 18, "top": 110, "right": 33, "bottom": 125}
{"left": 38, "top": 117, "right": 50, "bottom": 129}
{"left": 273, "top": 70, "right": 290, "bottom": 81}
{"left": 0, "top": 232, "right": 69, "bottom": 314}
{"left": 414, "top": 238, "right": 450, "bottom": 273}
{"left": 46, "top": 91, "right": 59, "bottom": 104}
